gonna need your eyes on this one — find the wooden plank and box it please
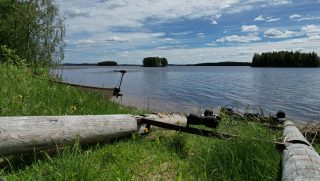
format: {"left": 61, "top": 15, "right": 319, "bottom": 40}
{"left": 282, "top": 121, "right": 320, "bottom": 181}
{"left": 138, "top": 118, "right": 234, "bottom": 139}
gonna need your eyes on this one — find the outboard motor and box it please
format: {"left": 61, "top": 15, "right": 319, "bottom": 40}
{"left": 276, "top": 110, "right": 286, "bottom": 124}
{"left": 113, "top": 70, "right": 127, "bottom": 98}
{"left": 187, "top": 113, "right": 220, "bottom": 128}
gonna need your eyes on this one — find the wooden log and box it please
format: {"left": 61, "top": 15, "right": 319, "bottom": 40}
{"left": 0, "top": 113, "right": 188, "bottom": 156}
{"left": 0, "top": 115, "right": 137, "bottom": 155}
{"left": 282, "top": 121, "right": 320, "bottom": 181}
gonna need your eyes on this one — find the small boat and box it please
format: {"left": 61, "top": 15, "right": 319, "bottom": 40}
{"left": 53, "top": 70, "right": 127, "bottom": 99}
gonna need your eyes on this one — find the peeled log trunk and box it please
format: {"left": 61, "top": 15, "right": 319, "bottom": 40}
{"left": 282, "top": 121, "right": 320, "bottom": 181}
{"left": 0, "top": 113, "right": 187, "bottom": 156}
{"left": 0, "top": 115, "right": 138, "bottom": 155}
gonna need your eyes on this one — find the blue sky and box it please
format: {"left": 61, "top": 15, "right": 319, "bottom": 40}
{"left": 56, "top": 0, "right": 320, "bottom": 64}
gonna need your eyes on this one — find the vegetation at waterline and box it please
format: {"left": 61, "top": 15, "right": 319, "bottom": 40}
{"left": 252, "top": 51, "right": 320, "bottom": 67}
{"left": 0, "top": 0, "right": 65, "bottom": 66}
{"left": 0, "top": 63, "right": 140, "bottom": 116}
{"left": 143, "top": 57, "right": 168, "bottom": 67}
{"left": 194, "top": 61, "right": 251, "bottom": 66}
{"left": 97, "top": 61, "right": 118, "bottom": 66}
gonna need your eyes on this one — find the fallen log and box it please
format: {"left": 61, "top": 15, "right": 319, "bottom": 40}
{"left": 0, "top": 113, "right": 188, "bottom": 156}
{"left": 282, "top": 121, "right": 320, "bottom": 181}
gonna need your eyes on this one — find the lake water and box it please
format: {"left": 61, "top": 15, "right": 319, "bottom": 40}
{"left": 55, "top": 66, "right": 320, "bottom": 122}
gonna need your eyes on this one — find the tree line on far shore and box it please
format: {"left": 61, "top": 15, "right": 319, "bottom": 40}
{"left": 97, "top": 61, "right": 117, "bottom": 66}
{"left": 252, "top": 51, "right": 320, "bottom": 67}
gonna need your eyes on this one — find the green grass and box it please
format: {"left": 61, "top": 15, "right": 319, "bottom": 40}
{"left": 0, "top": 64, "right": 142, "bottom": 116}
{"left": 0, "top": 63, "right": 282, "bottom": 180}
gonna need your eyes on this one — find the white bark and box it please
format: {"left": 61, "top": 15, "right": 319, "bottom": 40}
{"left": 0, "top": 115, "right": 137, "bottom": 155}
{"left": 0, "top": 113, "right": 187, "bottom": 155}
{"left": 282, "top": 121, "right": 320, "bottom": 181}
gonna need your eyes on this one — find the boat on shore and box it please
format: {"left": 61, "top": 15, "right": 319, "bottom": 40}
{"left": 51, "top": 70, "right": 127, "bottom": 99}
{"left": 54, "top": 80, "right": 115, "bottom": 99}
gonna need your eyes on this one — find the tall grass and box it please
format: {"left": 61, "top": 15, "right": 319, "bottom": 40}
{"left": 0, "top": 64, "right": 142, "bottom": 116}
{"left": 0, "top": 63, "right": 281, "bottom": 180}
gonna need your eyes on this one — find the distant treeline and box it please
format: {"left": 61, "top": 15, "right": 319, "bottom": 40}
{"left": 97, "top": 61, "right": 118, "bottom": 66}
{"left": 143, "top": 57, "right": 168, "bottom": 67}
{"left": 252, "top": 51, "right": 320, "bottom": 67}
{"left": 193, "top": 62, "right": 251, "bottom": 66}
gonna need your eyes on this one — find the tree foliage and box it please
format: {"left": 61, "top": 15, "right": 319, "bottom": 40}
{"left": 97, "top": 61, "right": 118, "bottom": 66}
{"left": 0, "top": 0, "right": 65, "bottom": 65}
{"left": 143, "top": 57, "right": 168, "bottom": 67}
{"left": 0, "top": 45, "right": 26, "bottom": 66}
{"left": 251, "top": 51, "right": 320, "bottom": 67}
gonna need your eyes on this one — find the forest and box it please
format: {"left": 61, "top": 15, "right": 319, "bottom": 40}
{"left": 251, "top": 51, "right": 320, "bottom": 67}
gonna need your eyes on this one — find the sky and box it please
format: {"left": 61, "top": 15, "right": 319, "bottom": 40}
{"left": 56, "top": 0, "right": 320, "bottom": 64}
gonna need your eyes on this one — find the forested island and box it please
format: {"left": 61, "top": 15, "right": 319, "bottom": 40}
{"left": 143, "top": 57, "right": 168, "bottom": 67}
{"left": 252, "top": 51, "right": 320, "bottom": 67}
{"left": 97, "top": 61, "right": 118, "bottom": 66}
{"left": 193, "top": 62, "right": 251, "bottom": 66}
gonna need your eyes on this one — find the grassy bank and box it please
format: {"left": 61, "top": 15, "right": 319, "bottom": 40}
{"left": 0, "top": 64, "right": 282, "bottom": 180}
{"left": 0, "top": 64, "right": 141, "bottom": 116}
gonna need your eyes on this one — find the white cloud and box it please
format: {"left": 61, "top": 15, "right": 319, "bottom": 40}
{"left": 241, "top": 25, "right": 259, "bottom": 32}
{"left": 264, "top": 29, "right": 301, "bottom": 39}
{"left": 171, "top": 31, "right": 193, "bottom": 36}
{"left": 156, "top": 45, "right": 187, "bottom": 50}
{"left": 76, "top": 40, "right": 96, "bottom": 44}
{"left": 301, "top": 25, "right": 320, "bottom": 39}
{"left": 164, "top": 38, "right": 175, "bottom": 41}
{"left": 206, "top": 42, "right": 217, "bottom": 46}
{"left": 290, "top": 14, "right": 320, "bottom": 21}
{"left": 266, "top": 18, "right": 281, "bottom": 22}
{"left": 105, "top": 36, "right": 131, "bottom": 43}
{"left": 211, "top": 20, "right": 218, "bottom": 25}
{"left": 264, "top": 25, "right": 320, "bottom": 40}
{"left": 289, "top": 14, "right": 303, "bottom": 19}
{"left": 196, "top": 33, "right": 206, "bottom": 38}
{"left": 254, "top": 15, "right": 280, "bottom": 22}
{"left": 269, "top": 0, "right": 292, "bottom": 5}
{"left": 217, "top": 33, "right": 261, "bottom": 43}
{"left": 254, "top": 15, "right": 265, "bottom": 21}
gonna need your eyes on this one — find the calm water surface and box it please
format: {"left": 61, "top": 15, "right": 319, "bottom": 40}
{"left": 55, "top": 66, "right": 320, "bottom": 122}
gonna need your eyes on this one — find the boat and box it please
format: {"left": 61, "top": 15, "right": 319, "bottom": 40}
{"left": 52, "top": 70, "right": 127, "bottom": 99}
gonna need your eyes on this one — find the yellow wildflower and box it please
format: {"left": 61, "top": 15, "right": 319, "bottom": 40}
{"left": 70, "top": 106, "right": 77, "bottom": 113}
{"left": 143, "top": 127, "right": 149, "bottom": 133}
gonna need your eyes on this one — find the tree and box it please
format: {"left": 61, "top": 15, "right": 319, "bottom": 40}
{"left": 143, "top": 57, "right": 168, "bottom": 67}
{"left": 0, "top": 0, "right": 65, "bottom": 65}
{"left": 161, "top": 58, "right": 168, "bottom": 67}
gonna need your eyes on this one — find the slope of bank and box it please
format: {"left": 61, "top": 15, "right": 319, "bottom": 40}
{"left": 1, "top": 64, "right": 282, "bottom": 180}
{"left": 0, "top": 64, "right": 141, "bottom": 116}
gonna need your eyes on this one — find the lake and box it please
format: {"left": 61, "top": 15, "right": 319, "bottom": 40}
{"left": 54, "top": 66, "right": 320, "bottom": 122}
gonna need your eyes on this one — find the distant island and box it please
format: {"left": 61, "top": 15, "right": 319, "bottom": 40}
{"left": 193, "top": 62, "right": 251, "bottom": 66}
{"left": 143, "top": 57, "right": 168, "bottom": 67}
{"left": 252, "top": 51, "right": 320, "bottom": 67}
{"left": 97, "top": 61, "right": 118, "bottom": 66}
